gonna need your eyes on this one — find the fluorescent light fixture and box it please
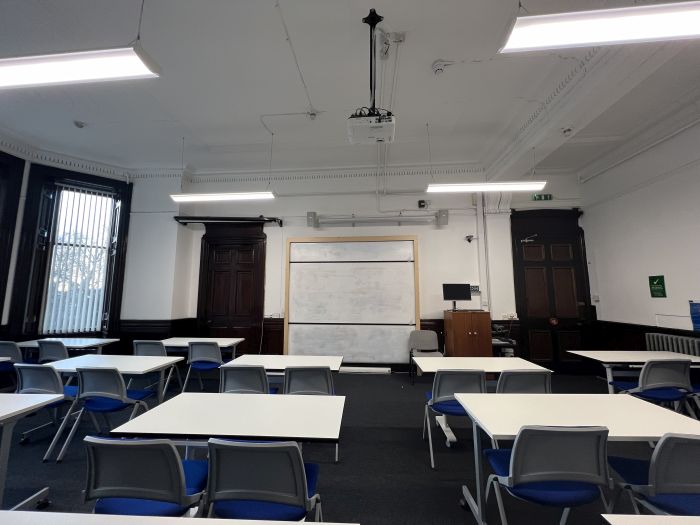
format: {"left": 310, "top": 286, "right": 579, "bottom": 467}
{"left": 501, "top": 1, "right": 700, "bottom": 53}
{"left": 170, "top": 192, "right": 275, "bottom": 203}
{"left": 0, "top": 44, "right": 160, "bottom": 89}
{"left": 427, "top": 181, "right": 547, "bottom": 193}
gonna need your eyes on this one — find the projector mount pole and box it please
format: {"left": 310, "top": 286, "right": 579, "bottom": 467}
{"left": 363, "top": 9, "right": 383, "bottom": 116}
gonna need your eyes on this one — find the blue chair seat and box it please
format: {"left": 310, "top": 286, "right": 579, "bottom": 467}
{"left": 191, "top": 361, "right": 221, "bottom": 371}
{"left": 646, "top": 494, "right": 700, "bottom": 515}
{"left": 83, "top": 390, "right": 152, "bottom": 413}
{"left": 608, "top": 456, "right": 650, "bottom": 486}
{"left": 127, "top": 389, "right": 156, "bottom": 401}
{"left": 95, "top": 459, "right": 207, "bottom": 516}
{"left": 269, "top": 386, "right": 279, "bottom": 394}
{"left": 609, "top": 381, "right": 687, "bottom": 402}
{"left": 425, "top": 391, "right": 467, "bottom": 416}
{"left": 212, "top": 462, "right": 319, "bottom": 520}
{"left": 0, "top": 361, "right": 15, "bottom": 373}
{"left": 485, "top": 448, "right": 600, "bottom": 507}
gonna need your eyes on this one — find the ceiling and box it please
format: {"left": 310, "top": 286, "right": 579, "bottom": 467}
{"left": 0, "top": 0, "right": 698, "bottom": 177}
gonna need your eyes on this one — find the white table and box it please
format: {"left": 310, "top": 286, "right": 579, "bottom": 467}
{"left": 17, "top": 338, "right": 119, "bottom": 356}
{"left": 568, "top": 350, "right": 700, "bottom": 393}
{"left": 49, "top": 355, "right": 183, "bottom": 403}
{"left": 603, "top": 516, "right": 700, "bottom": 525}
{"left": 225, "top": 354, "right": 344, "bottom": 372}
{"left": 161, "top": 337, "right": 244, "bottom": 350}
{"left": 412, "top": 356, "right": 550, "bottom": 374}
{"left": 0, "top": 358, "right": 9, "bottom": 363}
{"left": 413, "top": 357, "right": 550, "bottom": 445}
{"left": 113, "top": 392, "right": 345, "bottom": 443}
{"left": 0, "top": 394, "right": 63, "bottom": 509}
{"left": 0, "top": 511, "right": 359, "bottom": 525}
{"left": 455, "top": 393, "right": 700, "bottom": 525}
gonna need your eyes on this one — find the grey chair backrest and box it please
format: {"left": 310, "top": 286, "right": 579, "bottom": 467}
{"left": 496, "top": 370, "right": 552, "bottom": 394}
{"left": 648, "top": 433, "right": 700, "bottom": 496}
{"left": 409, "top": 330, "right": 439, "bottom": 351}
{"left": 207, "top": 439, "right": 308, "bottom": 508}
{"left": 507, "top": 426, "right": 609, "bottom": 487}
{"left": 133, "top": 340, "right": 167, "bottom": 357}
{"left": 77, "top": 367, "right": 127, "bottom": 401}
{"left": 638, "top": 359, "right": 692, "bottom": 391}
{"left": 283, "top": 366, "right": 334, "bottom": 395}
{"left": 15, "top": 363, "right": 64, "bottom": 395}
{"left": 84, "top": 436, "right": 195, "bottom": 505}
{"left": 220, "top": 365, "right": 269, "bottom": 394}
{"left": 432, "top": 369, "right": 486, "bottom": 404}
{"left": 0, "top": 341, "right": 22, "bottom": 363}
{"left": 187, "top": 342, "right": 222, "bottom": 365}
{"left": 37, "top": 340, "right": 68, "bottom": 363}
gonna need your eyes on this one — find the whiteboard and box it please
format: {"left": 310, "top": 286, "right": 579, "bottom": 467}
{"left": 289, "top": 262, "right": 415, "bottom": 324}
{"left": 286, "top": 238, "right": 419, "bottom": 363}
{"left": 288, "top": 324, "right": 415, "bottom": 364}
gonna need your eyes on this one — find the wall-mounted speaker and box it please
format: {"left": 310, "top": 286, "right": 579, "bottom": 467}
{"left": 437, "top": 209, "right": 448, "bottom": 226}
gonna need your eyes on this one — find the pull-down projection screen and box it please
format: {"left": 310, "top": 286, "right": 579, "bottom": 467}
{"left": 284, "top": 236, "right": 420, "bottom": 363}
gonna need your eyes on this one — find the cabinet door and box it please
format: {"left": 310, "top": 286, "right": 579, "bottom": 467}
{"left": 446, "top": 312, "right": 469, "bottom": 356}
{"left": 470, "top": 313, "right": 493, "bottom": 357}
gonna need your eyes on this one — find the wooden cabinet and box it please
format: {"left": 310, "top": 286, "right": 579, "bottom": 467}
{"left": 444, "top": 310, "right": 492, "bottom": 357}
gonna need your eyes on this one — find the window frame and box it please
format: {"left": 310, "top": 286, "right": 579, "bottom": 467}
{"left": 8, "top": 164, "right": 131, "bottom": 338}
{"left": 0, "top": 152, "right": 24, "bottom": 330}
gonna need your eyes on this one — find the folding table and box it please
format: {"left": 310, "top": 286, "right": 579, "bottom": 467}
{"left": 603, "top": 515, "right": 700, "bottom": 525}
{"left": 225, "top": 354, "right": 343, "bottom": 371}
{"left": 1, "top": 510, "right": 359, "bottom": 525}
{"left": 0, "top": 393, "right": 63, "bottom": 509}
{"left": 17, "top": 337, "right": 119, "bottom": 357}
{"left": 568, "top": 350, "right": 700, "bottom": 393}
{"left": 160, "top": 337, "right": 244, "bottom": 354}
{"left": 455, "top": 393, "right": 700, "bottom": 525}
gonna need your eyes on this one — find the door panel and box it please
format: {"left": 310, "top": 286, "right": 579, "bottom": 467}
{"left": 524, "top": 267, "right": 549, "bottom": 318}
{"left": 552, "top": 267, "right": 578, "bottom": 318}
{"left": 529, "top": 330, "right": 553, "bottom": 361}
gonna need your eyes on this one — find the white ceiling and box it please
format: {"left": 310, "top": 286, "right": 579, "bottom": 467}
{"left": 0, "top": 0, "right": 698, "bottom": 176}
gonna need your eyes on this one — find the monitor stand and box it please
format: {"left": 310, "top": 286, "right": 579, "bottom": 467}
{"left": 452, "top": 300, "right": 457, "bottom": 311}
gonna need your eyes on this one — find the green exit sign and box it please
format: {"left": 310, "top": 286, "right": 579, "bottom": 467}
{"left": 532, "top": 193, "right": 553, "bottom": 201}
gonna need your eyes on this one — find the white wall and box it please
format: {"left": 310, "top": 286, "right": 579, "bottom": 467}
{"left": 582, "top": 123, "right": 700, "bottom": 329}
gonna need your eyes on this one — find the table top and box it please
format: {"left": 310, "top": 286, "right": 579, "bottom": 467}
{"left": 0, "top": 357, "right": 9, "bottom": 363}
{"left": 0, "top": 511, "right": 359, "bottom": 525}
{"left": 0, "top": 393, "right": 63, "bottom": 422}
{"left": 16, "top": 337, "right": 119, "bottom": 349}
{"left": 161, "top": 337, "right": 245, "bottom": 348}
{"left": 413, "top": 356, "right": 549, "bottom": 373}
{"left": 569, "top": 350, "right": 700, "bottom": 364}
{"left": 226, "top": 354, "right": 344, "bottom": 371}
{"left": 113, "top": 393, "right": 345, "bottom": 442}
{"left": 455, "top": 393, "right": 700, "bottom": 441}
{"left": 49, "top": 354, "right": 183, "bottom": 375}
{"left": 603, "top": 515, "right": 700, "bottom": 525}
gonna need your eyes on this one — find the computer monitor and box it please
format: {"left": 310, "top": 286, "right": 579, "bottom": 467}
{"left": 442, "top": 283, "right": 471, "bottom": 311}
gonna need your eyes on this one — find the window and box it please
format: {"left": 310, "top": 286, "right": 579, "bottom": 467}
{"left": 41, "top": 186, "right": 117, "bottom": 334}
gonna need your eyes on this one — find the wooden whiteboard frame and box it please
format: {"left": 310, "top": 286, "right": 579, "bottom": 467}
{"left": 284, "top": 235, "right": 421, "bottom": 355}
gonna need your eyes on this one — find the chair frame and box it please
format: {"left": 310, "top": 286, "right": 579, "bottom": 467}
{"left": 182, "top": 342, "right": 223, "bottom": 392}
{"left": 132, "top": 339, "right": 183, "bottom": 392}
{"left": 618, "top": 359, "right": 695, "bottom": 416}
{"left": 496, "top": 369, "right": 553, "bottom": 394}
{"left": 220, "top": 365, "right": 270, "bottom": 394}
{"left": 407, "top": 330, "right": 441, "bottom": 384}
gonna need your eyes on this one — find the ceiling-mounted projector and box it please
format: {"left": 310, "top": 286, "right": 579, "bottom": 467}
{"left": 348, "top": 9, "right": 395, "bottom": 144}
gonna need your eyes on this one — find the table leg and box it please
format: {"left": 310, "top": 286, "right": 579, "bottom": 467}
{"left": 0, "top": 420, "right": 18, "bottom": 509}
{"left": 605, "top": 365, "right": 614, "bottom": 394}
{"left": 157, "top": 370, "right": 166, "bottom": 404}
{"left": 461, "top": 421, "right": 487, "bottom": 525}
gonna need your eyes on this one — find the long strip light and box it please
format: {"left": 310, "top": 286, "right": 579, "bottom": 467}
{"left": 427, "top": 181, "right": 546, "bottom": 193}
{"left": 0, "top": 44, "right": 160, "bottom": 89}
{"left": 170, "top": 192, "right": 275, "bottom": 203}
{"left": 501, "top": 1, "right": 700, "bottom": 53}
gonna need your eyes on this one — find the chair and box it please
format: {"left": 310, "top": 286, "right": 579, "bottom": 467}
{"left": 283, "top": 367, "right": 337, "bottom": 461}
{"left": 610, "top": 359, "right": 695, "bottom": 415}
{"left": 84, "top": 436, "right": 206, "bottom": 517}
{"left": 14, "top": 363, "right": 77, "bottom": 452}
{"left": 424, "top": 369, "right": 486, "bottom": 469}
{"left": 0, "top": 341, "right": 22, "bottom": 370}
{"left": 408, "top": 330, "right": 441, "bottom": 384}
{"left": 496, "top": 370, "right": 552, "bottom": 393}
{"left": 220, "top": 365, "right": 270, "bottom": 394}
{"left": 608, "top": 433, "right": 700, "bottom": 516}
{"left": 205, "top": 439, "right": 322, "bottom": 521}
{"left": 37, "top": 340, "right": 69, "bottom": 364}
{"left": 182, "top": 342, "right": 223, "bottom": 392}
{"left": 133, "top": 339, "right": 183, "bottom": 392}
{"left": 484, "top": 426, "right": 610, "bottom": 525}
{"left": 47, "top": 367, "right": 154, "bottom": 462}
{"left": 283, "top": 366, "right": 334, "bottom": 395}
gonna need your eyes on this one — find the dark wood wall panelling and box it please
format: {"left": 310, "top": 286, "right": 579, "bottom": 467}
{"left": 0, "top": 152, "right": 24, "bottom": 333}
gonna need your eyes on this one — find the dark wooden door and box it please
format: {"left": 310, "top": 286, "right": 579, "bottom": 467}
{"left": 511, "top": 210, "right": 593, "bottom": 370}
{"left": 197, "top": 224, "right": 266, "bottom": 355}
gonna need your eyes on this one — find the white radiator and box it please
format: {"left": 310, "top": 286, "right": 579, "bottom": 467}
{"left": 646, "top": 333, "right": 700, "bottom": 356}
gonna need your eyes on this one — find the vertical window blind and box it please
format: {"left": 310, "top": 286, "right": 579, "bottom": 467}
{"left": 41, "top": 186, "right": 116, "bottom": 334}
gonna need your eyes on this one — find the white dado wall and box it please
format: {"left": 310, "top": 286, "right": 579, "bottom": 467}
{"left": 120, "top": 174, "right": 530, "bottom": 321}
{"left": 582, "top": 123, "right": 700, "bottom": 330}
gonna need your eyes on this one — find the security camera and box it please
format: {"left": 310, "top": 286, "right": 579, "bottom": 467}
{"left": 465, "top": 235, "right": 475, "bottom": 243}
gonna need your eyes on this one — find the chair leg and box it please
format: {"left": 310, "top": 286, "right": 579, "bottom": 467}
{"left": 129, "top": 403, "right": 141, "bottom": 420}
{"left": 422, "top": 404, "right": 427, "bottom": 440}
{"left": 628, "top": 490, "right": 642, "bottom": 514}
{"left": 314, "top": 500, "right": 323, "bottom": 522}
{"left": 174, "top": 366, "right": 184, "bottom": 389}
{"left": 43, "top": 399, "right": 78, "bottom": 462}
{"left": 197, "top": 371, "right": 204, "bottom": 391}
{"left": 425, "top": 405, "right": 435, "bottom": 469}
{"left": 182, "top": 366, "right": 192, "bottom": 393}
{"left": 493, "top": 481, "right": 508, "bottom": 525}
{"left": 559, "top": 507, "right": 571, "bottom": 525}
{"left": 87, "top": 411, "right": 102, "bottom": 434}
{"left": 334, "top": 442, "right": 339, "bottom": 463}
{"left": 599, "top": 486, "right": 613, "bottom": 513}
{"left": 56, "top": 408, "right": 85, "bottom": 462}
